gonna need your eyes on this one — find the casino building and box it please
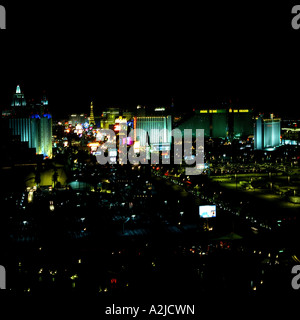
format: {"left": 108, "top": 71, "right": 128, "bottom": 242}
{"left": 254, "top": 114, "right": 281, "bottom": 150}
{"left": 6, "top": 86, "right": 53, "bottom": 158}
{"left": 133, "top": 116, "right": 172, "bottom": 151}
{"left": 177, "top": 108, "right": 254, "bottom": 139}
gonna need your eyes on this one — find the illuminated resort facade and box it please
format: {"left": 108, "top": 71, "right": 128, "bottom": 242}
{"left": 230, "top": 108, "right": 254, "bottom": 138}
{"left": 254, "top": 114, "right": 281, "bottom": 150}
{"left": 133, "top": 116, "right": 172, "bottom": 151}
{"left": 6, "top": 86, "right": 53, "bottom": 158}
{"left": 178, "top": 108, "right": 254, "bottom": 138}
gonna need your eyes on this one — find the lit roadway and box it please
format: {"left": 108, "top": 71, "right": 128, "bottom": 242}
{"left": 153, "top": 164, "right": 300, "bottom": 221}
{"left": 210, "top": 173, "right": 300, "bottom": 212}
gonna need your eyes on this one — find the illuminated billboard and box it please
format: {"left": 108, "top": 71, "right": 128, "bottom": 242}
{"left": 199, "top": 205, "right": 216, "bottom": 218}
{"left": 133, "top": 141, "right": 140, "bottom": 153}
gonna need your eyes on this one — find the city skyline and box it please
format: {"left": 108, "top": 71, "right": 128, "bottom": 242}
{"left": 1, "top": 2, "right": 300, "bottom": 304}
{"left": 0, "top": 80, "right": 298, "bottom": 120}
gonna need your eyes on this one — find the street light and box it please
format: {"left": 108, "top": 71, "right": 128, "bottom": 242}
{"left": 235, "top": 173, "right": 237, "bottom": 190}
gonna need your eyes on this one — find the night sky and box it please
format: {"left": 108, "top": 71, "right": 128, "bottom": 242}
{"left": 1, "top": 2, "right": 300, "bottom": 119}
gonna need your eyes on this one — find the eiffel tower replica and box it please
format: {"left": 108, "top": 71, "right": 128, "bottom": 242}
{"left": 89, "top": 101, "right": 95, "bottom": 127}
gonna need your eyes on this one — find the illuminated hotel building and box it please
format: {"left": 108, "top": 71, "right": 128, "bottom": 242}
{"left": 7, "top": 86, "right": 53, "bottom": 158}
{"left": 11, "top": 85, "right": 26, "bottom": 107}
{"left": 178, "top": 108, "right": 254, "bottom": 138}
{"left": 8, "top": 118, "right": 34, "bottom": 147}
{"left": 105, "top": 108, "right": 120, "bottom": 125}
{"left": 178, "top": 109, "right": 229, "bottom": 138}
{"left": 229, "top": 108, "right": 254, "bottom": 137}
{"left": 210, "top": 109, "right": 228, "bottom": 138}
{"left": 254, "top": 114, "right": 281, "bottom": 150}
{"left": 134, "top": 116, "right": 172, "bottom": 150}
{"left": 69, "top": 114, "right": 87, "bottom": 126}
{"left": 32, "top": 114, "right": 53, "bottom": 158}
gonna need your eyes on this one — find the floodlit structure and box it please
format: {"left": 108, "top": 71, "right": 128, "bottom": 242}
{"left": 7, "top": 85, "right": 53, "bottom": 158}
{"left": 11, "top": 85, "right": 26, "bottom": 107}
{"left": 68, "top": 114, "right": 87, "bottom": 126}
{"left": 230, "top": 108, "right": 254, "bottom": 137}
{"left": 9, "top": 114, "right": 53, "bottom": 159}
{"left": 210, "top": 109, "right": 228, "bottom": 138}
{"left": 31, "top": 114, "right": 53, "bottom": 158}
{"left": 178, "top": 112, "right": 210, "bottom": 138}
{"left": 89, "top": 101, "right": 95, "bottom": 126}
{"left": 254, "top": 114, "right": 281, "bottom": 150}
{"left": 133, "top": 116, "right": 172, "bottom": 151}
{"left": 178, "top": 108, "right": 254, "bottom": 138}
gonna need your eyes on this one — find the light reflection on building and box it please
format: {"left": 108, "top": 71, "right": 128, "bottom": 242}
{"left": 7, "top": 85, "right": 53, "bottom": 158}
{"left": 254, "top": 114, "right": 281, "bottom": 150}
{"left": 133, "top": 116, "right": 172, "bottom": 151}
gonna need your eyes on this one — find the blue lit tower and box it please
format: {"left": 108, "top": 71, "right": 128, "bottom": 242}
{"left": 11, "top": 85, "right": 26, "bottom": 107}
{"left": 30, "top": 113, "right": 52, "bottom": 158}
{"left": 9, "top": 86, "right": 33, "bottom": 147}
{"left": 254, "top": 116, "right": 263, "bottom": 150}
{"left": 8, "top": 86, "right": 53, "bottom": 158}
{"left": 254, "top": 114, "right": 281, "bottom": 150}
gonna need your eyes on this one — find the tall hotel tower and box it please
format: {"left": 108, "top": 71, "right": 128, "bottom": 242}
{"left": 134, "top": 115, "right": 172, "bottom": 151}
{"left": 254, "top": 114, "right": 281, "bottom": 150}
{"left": 7, "top": 86, "right": 53, "bottom": 158}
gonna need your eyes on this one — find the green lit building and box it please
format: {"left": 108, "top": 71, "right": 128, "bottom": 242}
{"left": 231, "top": 108, "right": 254, "bottom": 137}
{"left": 210, "top": 109, "right": 228, "bottom": 138}
{"left": 178, "top": 108, "right": 254, "bottom": 139}
{"left": 177, "top": 113, "right": 210, "bottom": 138}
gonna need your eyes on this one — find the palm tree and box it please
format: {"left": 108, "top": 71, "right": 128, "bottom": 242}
{"left": 35, "top": 169, "right": 41, "bottom": 187}
{"left": 52, "top": 168, "right": 58, "bottom": 189}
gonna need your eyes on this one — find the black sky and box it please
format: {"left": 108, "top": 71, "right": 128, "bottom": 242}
{"left": 1, "top": 2, "right": 300, "bottom": 119}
